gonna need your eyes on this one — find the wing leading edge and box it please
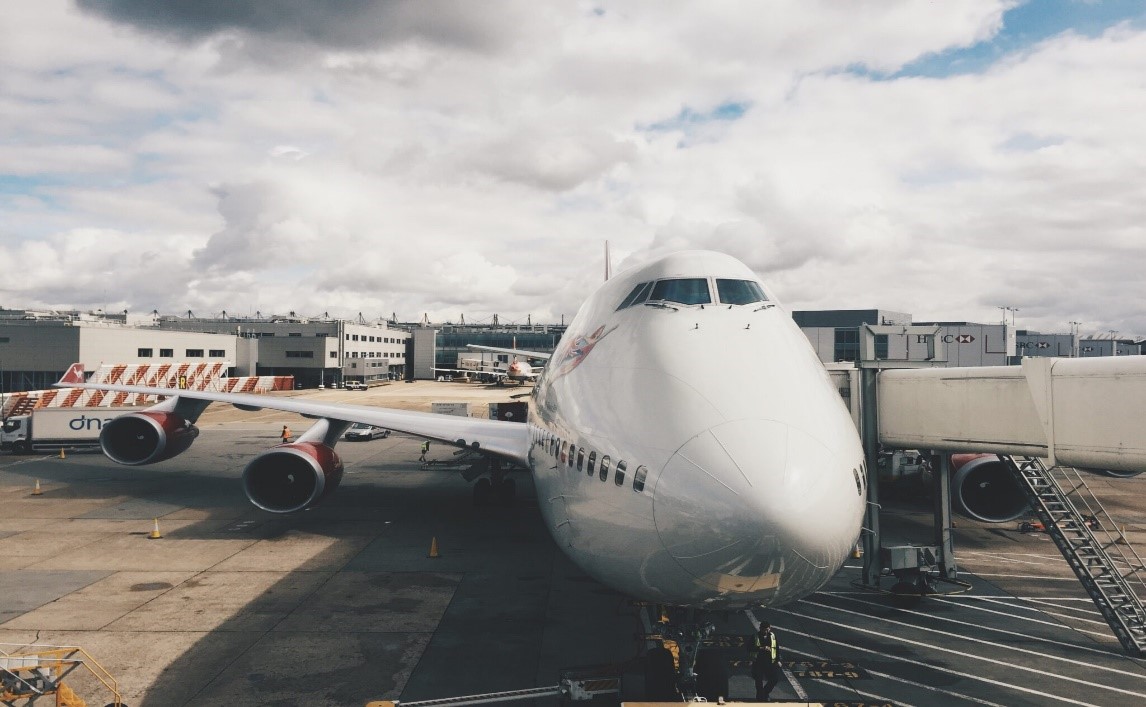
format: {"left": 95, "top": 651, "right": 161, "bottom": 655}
{"left": 53, "top": 375, "right": 531, "bottom": 467}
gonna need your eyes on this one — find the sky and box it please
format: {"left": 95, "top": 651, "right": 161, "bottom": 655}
{"left": 2, "top": 1, "right": 1145, "bottom": 337}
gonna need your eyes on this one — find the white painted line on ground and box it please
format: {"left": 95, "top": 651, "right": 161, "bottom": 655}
{"left": 931, "top": 597, "right": 1116, "bottom": 639}
{"left": 807, "top": 678, "right": 919, "bottom": 707}
{"left": 968, "top": 572, "right": 1079, "bottom": 580}
{"left": 782, "top": 666, "right": 808, "bottom": 701}
{"left": 808, "top": 594, "right": 1126, "bottom": 662}
{"left": 973, "top": 597, "right": 1112, "bottom": 627}
{"left": 960, "top": 551, "right": 1067, "bottom": 561}
{"left": 797, "top": 598, "right": 1145, "bottom": 681}
{"left": 971, "top": 595, "right": 1104, "bottom": 618}
{"left": 962, "top": 552, "right": 1061, "bottom": 566}
{"left": 987, "top": 595, "right": 1104, "bottom": 618}
{"left": 775, "top": 621, "right": 1104, "bottom": 707}
{"left": 784, "top": 645, "right": 1000, "bottom": 707}
{"left": 773, "top": 607, "right": 1146, "bottom": 701}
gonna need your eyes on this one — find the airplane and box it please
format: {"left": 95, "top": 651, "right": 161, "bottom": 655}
{"left": 54, "top": 250, "right": 866, "bottom": 696}
{"left": 463, "top": 339, "right": 548, "bottom": 383}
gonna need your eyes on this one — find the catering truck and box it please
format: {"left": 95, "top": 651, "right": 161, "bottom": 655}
{"left": 1, "top": 407, "right": 136, "bottom": 454}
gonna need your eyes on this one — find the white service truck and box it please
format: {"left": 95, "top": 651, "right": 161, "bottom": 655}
{"left": 1, "top": 407, "right": 136, "bottom": 454}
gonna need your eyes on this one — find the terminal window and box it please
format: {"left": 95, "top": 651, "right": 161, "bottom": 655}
{"left": 137, "top": 348, "right": 153, "bottom": 357}
{"left": 185, "top": 349, "right": 204, "bottom": 357}
{"left": 286, "top": 351, "right": 314, "bottom": 358}
{"left": 160, "top": 348, "right": 173, "bottom": 357}
{"left": 209, "top": 349, "right": 226, "bottom": 357}
{"left": 834, "top": 329, "right": 859, "bottom": 362}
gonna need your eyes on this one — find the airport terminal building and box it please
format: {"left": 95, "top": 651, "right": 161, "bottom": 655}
{"left": 0, "top": 310, "right": 410, "bottom": 392}
{"left": 2, "top": 305, "right": 1141, "bottom": 394}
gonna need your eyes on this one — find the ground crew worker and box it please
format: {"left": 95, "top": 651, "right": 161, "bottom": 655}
{"left": 749, "top": 620, "right": 780, "bottom": 701}
{"left": 419, "top": 440, "right": 430, "bottom": 462}
{"left": 281, "top": 425, "right": 291, "bottom": 444}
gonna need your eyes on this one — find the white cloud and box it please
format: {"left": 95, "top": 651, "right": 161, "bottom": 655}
{"left": 2, "top": 1, "right": 1144, "bottom": 337}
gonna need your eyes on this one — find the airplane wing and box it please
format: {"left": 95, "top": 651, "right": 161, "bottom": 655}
{"left": 54, "top": 367, "right": 530, "bottom": 466}
{"left": 465, "top": 344, "right": 551, "bottom": 360}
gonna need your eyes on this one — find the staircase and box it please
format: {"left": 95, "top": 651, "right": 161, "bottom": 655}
{"left": 1003, "top": 455, "right": 1146, "bottom": 656}
{"left": 0, "top": 643, "right": 121, "bottom": 707}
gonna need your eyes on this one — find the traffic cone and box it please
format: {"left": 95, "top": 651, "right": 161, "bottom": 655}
{"left": 428, "top": 536, "right": 440, "bottom": 558}
{"left": 58, "top": 448, "right": 66, "bottom": 459}
{"left": 31, "top": 479, "right": 43, "bottom": 496}
{"left": 148, "top": 518, "right": 163, "bottom": 540}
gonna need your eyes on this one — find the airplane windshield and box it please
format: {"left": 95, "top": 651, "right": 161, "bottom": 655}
{"left": 716, "top": 279, "right": 767, "bottom": 305}
{"left": 648, "top": 278, "right": 711, "bottom": 305}
{"left": 616, "top": 281, "right": 653, "bottom": 311}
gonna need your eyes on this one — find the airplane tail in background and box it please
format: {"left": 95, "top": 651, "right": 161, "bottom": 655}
{"left": 57, "top": 363, "right": 85, "bottom": 385}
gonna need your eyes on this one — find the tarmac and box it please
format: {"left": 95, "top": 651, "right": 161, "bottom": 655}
{"left": 2, "top": 380, "right": 1146, "bottom": 706}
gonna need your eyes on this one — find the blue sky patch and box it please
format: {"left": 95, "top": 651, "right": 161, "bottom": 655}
{"left": 858, "top": 0, "right": 1146, "bottom": 80}
{"left": 642, "top": 100, "right": 751, "bottom": 133}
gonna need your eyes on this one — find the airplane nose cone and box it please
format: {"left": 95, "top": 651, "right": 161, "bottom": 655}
{"left": 653, "top": 419, "right": 861, "bottom": 602}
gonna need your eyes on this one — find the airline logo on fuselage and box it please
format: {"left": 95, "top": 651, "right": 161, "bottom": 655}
{"left": 553, "top": 324, "right": 616, "bottom": 377}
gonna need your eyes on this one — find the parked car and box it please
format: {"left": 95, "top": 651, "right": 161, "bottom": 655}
{"left": 344, "top": 423, "right": 390, "bottom": 441}
{"left": 345, "top": 381, "right": 367, "bottom": 390}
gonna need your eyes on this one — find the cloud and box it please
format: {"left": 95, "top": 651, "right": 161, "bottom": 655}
{"left": 76, "top": 0, "right": 540, "bottom": 54}
{"left": 3, "top": 1, "right": 1146, "bottom": 338}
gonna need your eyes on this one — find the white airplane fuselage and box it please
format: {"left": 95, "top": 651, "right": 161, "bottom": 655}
{"left": 526, "top": 251, "right": 866, "bottom": 609}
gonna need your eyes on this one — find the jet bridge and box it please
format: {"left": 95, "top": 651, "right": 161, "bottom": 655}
{"left": 853, "top": 349, "right": 1146, "bottom": 654}
{"left": 878, "top": 356, "right": 1146, "bottom": 473}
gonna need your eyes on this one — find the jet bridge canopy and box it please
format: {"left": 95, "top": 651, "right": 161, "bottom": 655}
{"left": 878, "top": 356, "right": 1146, "bottom": 474}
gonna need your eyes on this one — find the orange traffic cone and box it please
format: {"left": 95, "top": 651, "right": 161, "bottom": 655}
{"left": 31, "top": 479, "right": 43, "bottom": 496}
{"left": 148, "top": 518, "right": 163, "bottom": 540}
{"left": 428, "top": 536, "right": 440, "bottom": 558}
{"left": 58, "top": 448, "right": 66, "bottom": 459}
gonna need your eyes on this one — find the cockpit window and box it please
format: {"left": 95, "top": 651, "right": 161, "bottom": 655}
{"left": 716, "top": 279, "right": 767, "bottom": 305}
{"left": 616, "top": 281, "right": 653, "bottom": 311}
{"left": 648, "top": 278, "right": 711, "bottom": 305}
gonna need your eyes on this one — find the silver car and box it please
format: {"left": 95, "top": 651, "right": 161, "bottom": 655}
{"left": 343, "top": 423, "right": 391, "bottom": 441}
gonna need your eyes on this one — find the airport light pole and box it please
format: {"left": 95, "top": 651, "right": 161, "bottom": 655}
{"left": 1070, "top": 321, "right": 1082, "bottom": 358}
{"left": 1109, "top": 330, "right": 1119, "bottom": 356}
{"left": 1005, "top": 306, "right": 1020, "bottom": 328}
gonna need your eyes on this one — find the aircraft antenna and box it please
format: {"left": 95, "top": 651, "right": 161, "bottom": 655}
{"left": 604, "top": 241, "right": 612, "bottom": 281}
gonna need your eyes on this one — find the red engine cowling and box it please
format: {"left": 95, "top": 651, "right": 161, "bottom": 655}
{"left": 242, "top": 442, "right": 344, "bottom": 513}
{"left": 99, "top": 412, "right": 199, "bottom": 466}
{"left": 951, "top": 453, "right": 1029, "bottom": 523}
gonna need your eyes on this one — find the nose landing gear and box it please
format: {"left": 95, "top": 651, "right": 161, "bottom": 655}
{"left": 642, "top": 607, "right": 731, "bottom": 701}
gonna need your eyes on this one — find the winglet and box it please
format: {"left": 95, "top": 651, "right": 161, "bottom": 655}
{"left": 57, "top": 363, "right": 85, "bottom": 386}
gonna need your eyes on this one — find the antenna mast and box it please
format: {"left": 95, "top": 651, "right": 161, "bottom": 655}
{"left": 604, "top": 241, "right": 612, "bottom": 281}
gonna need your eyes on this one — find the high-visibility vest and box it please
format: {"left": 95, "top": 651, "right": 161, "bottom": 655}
{"left": 421, "top": 441, "right": 430, "bottom": 452}
{"left": 752, "top": 631, "right": 777, "bottom": 662}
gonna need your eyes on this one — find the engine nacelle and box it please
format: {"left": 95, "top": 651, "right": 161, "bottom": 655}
{"left": 951, "top": 454, "right": 1029, "bottom": 523}
{"left": 99, "top": 411, "right": 199, "bottom": 466}
{"left": 242, "top": 442, "right": 344, "bottom": 513}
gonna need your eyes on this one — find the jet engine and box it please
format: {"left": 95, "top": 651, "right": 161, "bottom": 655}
{"left": 99, "top": 411, "right": 200, "bottom": 466}
{"left": 950, "top": 453, "right": 1029, "bottom": 523}
{"left": 242, "top": 442, "right": 344, "bottom": 513}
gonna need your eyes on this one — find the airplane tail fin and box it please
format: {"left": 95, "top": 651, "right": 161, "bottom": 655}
{"left": 57, "top": 363, "right": 85, "bottom": 386}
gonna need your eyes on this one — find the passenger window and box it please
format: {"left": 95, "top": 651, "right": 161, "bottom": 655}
{"left": 633, "top": 465, "right": 648, "bottom": 493}
{"left": 560, "top": 441, "right": 567, "bottom": 464}
{"left": 649, "top": 278, "right": 711, "bottom": 305}
{"left": 576, "top": 448, "right": 585, "bottom": 471}
{"left": 587, "top": 451, "right": 596, "bottom": 477}
{"left": 599, "top": 455, "right": 611, "bottom": 482}
{"left": 568, "top": 444, "right": 576, "bottom": 468}
{"left": 616, "top": 281, "right": 652, "bottom": 310}
{"left": 716, "top": 279, "right": 768, "bottom": 305}
{"left": 615, "top": 460, "right": 627, "bottom": 486}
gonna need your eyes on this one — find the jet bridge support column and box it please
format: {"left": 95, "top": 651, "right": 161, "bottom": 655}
{"left": 860, "top": 366, "right": 882, "bottom": 588}
{"left": 932, "top": 452, "right": 957, "bottom": 579}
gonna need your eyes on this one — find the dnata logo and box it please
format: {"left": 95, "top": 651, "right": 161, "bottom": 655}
{"left": 68, "top": 414, "right": 115, "bottom": 431}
